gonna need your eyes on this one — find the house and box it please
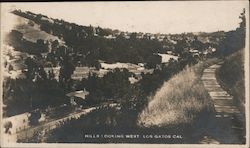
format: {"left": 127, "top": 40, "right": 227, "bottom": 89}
{"left": 136, "top": 32, "right": 144, "bottom": 39}
{"left": 189, "top": 49, "right": 199, "bottom": 53}
{"left": 104, "top": 35, "right": 116, "bottom": 39}
{"left": 71, "top": 67, "right": 95, "bottom": 80}
{"left": 138, "top": 63, "right": 145, "bottom": 67}
{"left": 100, "top": 62, "right": 153, "bottom": 78}
{"left": 207, "top": 46, "right": 216, "bottom": 53}
{"left": 124, "top": 35, "right": 130, "bottom": 39}
{"left": 166, "top": 50, "right": 174, "bottom": 55}
{"left": 157, "top": 53, "right": 179, "bottom": 63}
{"left": 151, "top": 36, "right": 156, "bottom": 40}
{"left": 66, "top": 90, "right": 89, "bottom": 106}
{"left": 100, "top": 62, "right": 130, "bottom": 70}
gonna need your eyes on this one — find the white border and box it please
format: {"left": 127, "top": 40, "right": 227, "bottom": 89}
{"left": 0, "top": 1, "right": 249, "bottom": 148}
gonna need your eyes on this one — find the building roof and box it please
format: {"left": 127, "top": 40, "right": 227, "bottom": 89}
{"left": 66, "top": 90, "right": 89, "bottom": 100}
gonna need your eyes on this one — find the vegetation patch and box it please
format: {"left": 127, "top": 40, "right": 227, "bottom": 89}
{"left": 217, "top": 49, "right": 245, "bottom": 110}
{"left": 138, "top": 62, "right": 214, "bottom": 127}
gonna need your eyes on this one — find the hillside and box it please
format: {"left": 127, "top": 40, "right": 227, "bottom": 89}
{"left": 217, "top": 49, "right": 245, "bottom": 111}
{"left": 138, "top": 61, "right": 215, "bottom": 127}
{"left": 5, "top": 13, "right": 64, "bottom": 45}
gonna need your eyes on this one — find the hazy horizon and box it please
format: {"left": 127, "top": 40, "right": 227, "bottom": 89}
{"left": 2, "top": 1, "right": 248, "bottom": 34}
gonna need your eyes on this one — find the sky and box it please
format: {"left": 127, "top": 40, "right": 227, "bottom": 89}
{"left": 1, "top": 1, "right": 248, "bottom": 34}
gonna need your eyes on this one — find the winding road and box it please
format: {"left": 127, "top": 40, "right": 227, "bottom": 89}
{"left": 199, "top": 63, "right": 245, "bottom": 144}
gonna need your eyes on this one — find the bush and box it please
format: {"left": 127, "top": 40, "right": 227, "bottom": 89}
{"left": 217, "top": 49, "right": 245, "bottom": 105}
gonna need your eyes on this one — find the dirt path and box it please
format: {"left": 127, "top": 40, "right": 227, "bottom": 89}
{"left": 199, "top": 63, "right": 245, "bottom": 144}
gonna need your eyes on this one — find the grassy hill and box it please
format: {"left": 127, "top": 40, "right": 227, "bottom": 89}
{"left": 11, "top": 13, "right": 64, "bottom": 44}
{"left": 137, "top": 60, "right": 217, "bottom": 127}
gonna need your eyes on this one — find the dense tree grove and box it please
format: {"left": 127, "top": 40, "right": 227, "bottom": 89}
{"left": 3, "top": 72, "right": 67, "bottom": 117}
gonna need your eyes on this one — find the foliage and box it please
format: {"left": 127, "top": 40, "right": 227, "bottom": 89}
{"left": 4, "top": 121, "right": 12, "bottom": 134}
{"left": 29, "top": 111, "right": 41, "bottom": 126}
{"left": 217, "top": 9, "right": 246, "bottom": 56}
{"left": 217, "top": 49, "right": 245, "bottom": 105}
{"left": 11, "top": 10, "right": 162, "bottom": 67}
{"left": 59, "top": 55, "right": 75, "bottom": 89}
{"left": 45, "top": 107, "right": 140, "bottom": 143}
{"left": 6, "top": 30, "right": 48, "bottom": 55}
{"left": 3, "top": 77, "right": 67, "bottom": 117}
{"left": 78, "top": 68, "right": 133, "bottom": 104}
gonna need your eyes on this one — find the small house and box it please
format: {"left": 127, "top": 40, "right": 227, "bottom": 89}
{"left": 66, "top": 90, "right": 89, "bottom": 106}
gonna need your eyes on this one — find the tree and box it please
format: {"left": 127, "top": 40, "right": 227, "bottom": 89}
{"left": 94, "top": 60, "right": 101, "bottom": 70}
{"left": 40, "top": 22, "right": 52, "bottom": 33}
{"left": 239, "top": 8, "right": 246, "bottom": 31}
{"left": 145, "top": 55, "right": 161, "bottom": 68}
{"left": 59, "top": 55, "right": 75, "bottom": 88}
{"left": 238, "top": 8, "right": 246, "bottom": 48}
{"left": 28, "top": 111, "right": 41, "bottom": 126}
{"left": 191, "top": 36, "right": 204, "bottom": 51}
{"left": 52, "top": 40, "right": 59, "bottom": 50}
{"left": 174, "top": 38, "right": 187, "bottom": 55}
{"left": 130, "top": 32, "right": 137, "bottom": 40}
{"left": 4, "top": 121, "right": 12, "bottom": 134}
{"left": 24, "top": 57, "right": 37, "bottom": 80}
{"left": 217, "top": 9, "right": 246, "bottom": 56}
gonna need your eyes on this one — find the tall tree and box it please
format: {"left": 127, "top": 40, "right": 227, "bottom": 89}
{"left": 59, "top": 55, "right": 75, "bottom": 88}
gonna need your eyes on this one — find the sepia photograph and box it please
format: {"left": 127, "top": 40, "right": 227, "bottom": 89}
{"left": 0, "top": 1, "right": 249, "bottom": 147}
